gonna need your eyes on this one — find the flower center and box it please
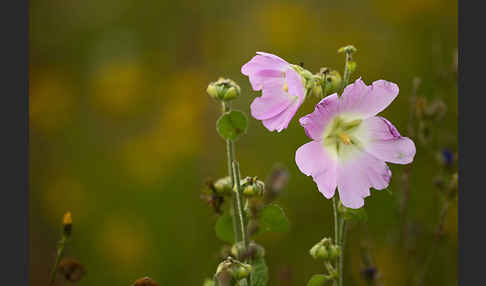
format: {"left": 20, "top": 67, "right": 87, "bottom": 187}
{"left": 282, "top": 82, "right": 289, "bottom": 92}
{"left": 323, "top": 116, "right": 363, "bottom": 157}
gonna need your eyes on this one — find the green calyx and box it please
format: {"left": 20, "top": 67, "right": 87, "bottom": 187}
{"left": 207, "top": 77, "right": 241, "bottom": 102}
{"left": 309, "top": 237, "right": 341, "bottom": 261}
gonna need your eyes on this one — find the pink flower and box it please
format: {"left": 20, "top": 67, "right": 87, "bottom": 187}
{"left": 295, "top": 78, "right": 416, "bottom": 208}
{"left": 241, "top": 52, "right": 306, "bottom": 132}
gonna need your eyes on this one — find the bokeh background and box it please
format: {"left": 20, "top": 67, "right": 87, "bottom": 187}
{"left": 30, "top": 0, "right": 457, "bottom": 285}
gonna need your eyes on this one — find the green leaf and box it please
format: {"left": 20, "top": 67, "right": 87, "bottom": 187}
{"left": 307, "top": 274, "right": 329, "bottom": 286}
{"left": 259, "top": 204, "right": 290, "bottom": 233}
{"left": 250, "top": 256, "right": 268, "bottom": 286}
{"left": 217, "top": 110, "right": 248, "bottom": 141}
{"left": 215, "top": 213, "right": 234, "bottom": 243}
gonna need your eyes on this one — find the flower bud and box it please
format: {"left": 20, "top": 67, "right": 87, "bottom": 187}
{"left": 233, "top": 264, "right": 252, "bottom": 280}
{"left": 338, "top": 45, "right": 357, "bottom": 54}
{"left": 312, "top": 84, "right": 323, "bottom": 98}
{"left": 230, "top": 242, "right": 246, "bottom": 260}
{"left": 323, "top": 70, "right": 342, "bottom": 95}
{"left": 328, "top": 245, "right": 341, "bottom": 260}
{"left": 231, "top": 241, "right": 265, "bottom": 260}
{"left": 213, "top": 176, "right": 233, "bottom": 195}
{"left": 62, "top": 211, "right": 72, "bottom": 237}
{"left": 310, "top": 244, "right": 328, "bottom": 260}
{"left": 240, "top": 177, "right": 265, "bottom": 197}
{"left": 309, "top": 237, "right": 334, "bottom": 260}
{"left": 207, "top": 78, "right": 241, "bottom": 102}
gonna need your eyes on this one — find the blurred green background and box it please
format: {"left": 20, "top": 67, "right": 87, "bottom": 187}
{"left": 30, "top": 0, "right": 457, "bottom": 285}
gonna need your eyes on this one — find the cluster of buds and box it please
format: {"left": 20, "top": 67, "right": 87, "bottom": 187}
{"left": 309, "top": 237, "right": 341, "bottom": 261}
{"left": 230, "top": 241, "right": 265, "bottom": 261}
{"left": 215, "top": 257, "right": 252, "bottom": 283}
{"left": 313, "top": 67, "right": 342, "bottom": 97}
{"left": 240, "top": 176, "right": 265, "bottom": 197}
{"left": 207, "top": 78, "right": 241, "bottom": 102}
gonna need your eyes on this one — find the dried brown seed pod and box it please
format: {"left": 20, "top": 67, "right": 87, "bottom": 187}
{"left": 58, "top": 257, "right": 85, "bottom": 283}
{"left": 132, "top": 276, "right": 159, "bottom": 286}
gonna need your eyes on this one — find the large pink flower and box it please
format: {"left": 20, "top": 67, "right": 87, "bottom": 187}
{"left": 241, "top": 52, "right": 306, "bottom": 132}
{"left": 295, "top": 78, "right": 416, "bottom": 208}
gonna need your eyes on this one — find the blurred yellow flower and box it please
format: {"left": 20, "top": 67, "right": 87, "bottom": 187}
{"left": 119, "top": 70, "right": 209, "bottom": 185}
{"left": 91, "top": 60, "right": 146, "bottom": 116}
{"left": 371, "top": 0, "right": 445, "bottom": 23}
{"left": 256, "top": 2, "right": 318, "bottom": 51}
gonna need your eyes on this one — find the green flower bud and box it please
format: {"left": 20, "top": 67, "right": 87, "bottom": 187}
{"left": 248, "top": 241, "right": 265, "bottom": 259}
{"left": 309, "top": 244, "right": 322, "bottom": 259}
{"left": 323, "top": 70, "right": 342, "bottom": 95}
{"left": 230, "top": 242, "right": 246, "bottom": 260}
{"left": 231, "top": 241, "right": 265, "bottom": 260}
{"left": 233, "top": 264, "right": 252, "bottom": 280}
{"left": 310, "top": 237, "right": 339, "bottom": 260}
{"left": 312, "top": 84, "right": 323, "bottom": 98}
{"left": 338, "top": 45, "right": 357, "bottom": 54}
{"left": 216, "top": 259, "right": 233, "bottom": 275}
{"left": 328, "top": 245, "right": 341, "bottom": 260}
{"left": 207, "top": 78, "right": 241, "bottom": 102}
{"left": 240, "top": 177, "right": 265, "bottom": 197}
{"left": 310, "top": 244, "right": 328, "bottom": 260}
{"left": 213, "top": 176, "right": 233, "bottom": 195}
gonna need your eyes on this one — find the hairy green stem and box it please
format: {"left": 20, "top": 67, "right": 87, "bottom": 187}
{"left": 332, "top": 197, "right": 339, "bottom": 286}
{"left": 49, "top": 235, "right": 67, "bottom": 285}
{"left": 341, "top": 52, "right": 353, "bottom": 93}
{"left": 338, "top": 219, "right": 347, "bottom": 286}
{"left": 232, "top": 161, "right": 248, "bottom": 249}
{"left": 222, "top": 101, "right": 243, "bottom": 243}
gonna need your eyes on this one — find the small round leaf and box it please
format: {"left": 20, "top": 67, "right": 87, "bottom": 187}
{"left": 217, "top": 110, "right": 248, "bottom": 141}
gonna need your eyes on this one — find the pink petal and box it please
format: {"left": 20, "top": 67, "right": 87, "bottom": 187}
{"left": 256, "top": 52, "right": 288, "bottom": 64}
{"left": 285, "top": 67, "right": 305, "bottom": 101}
{"left": 241, "top": 52, "right": 289, "bottom": 91}
{"left": 295, "top": 141, "right": 337, "bottom": 198}
{"left": 362, "top": 116, "right": 416, "bottom": 164}
{"left": 339, "top": 78, "right": 399, "bottom": 119}
{"left": 261, "top": 98, "right": 300, "bottom": 132}
{"left": 250, "top": 79, "right": 293, "bottom": 120}
{"left": 336, "top": 147, "right": 391, "bottom": 209}
{"left": 299, "top": 93, "right": 340, "bottom": 140}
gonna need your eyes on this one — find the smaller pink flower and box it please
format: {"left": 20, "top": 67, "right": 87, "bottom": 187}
{"left": 241, "top": 52, "right": 306, "bottom": 132}
{"left": 295, "top": 78, "right": 416, "bottom": 208}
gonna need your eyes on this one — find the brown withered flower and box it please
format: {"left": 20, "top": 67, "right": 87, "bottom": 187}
{"left": 200, "top": 179, "right": 225, "bottom": 214}
{"left": 58, "top": 257, "right": 85, "bottom": 283}
{"left": 132, "top": 276, "right": 159, "bottom": 286}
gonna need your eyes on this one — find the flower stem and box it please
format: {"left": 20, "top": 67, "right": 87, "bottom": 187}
{"left": 49, "top": 235, "right": 67, "bottom": 285}
{"left": 232, "top": 161, "right": 248, "bottom": 249}
{"left": 341, "top": 52, "right": 353, "bottom": 93}
{"left": 332, "top": 197, "right": 339, "bottom": 286}
{"left": 221, "top": 101, "right": 243, "bottom": 243}
{"left": 339, "top": 219, "right": 347, "bottom": 286}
